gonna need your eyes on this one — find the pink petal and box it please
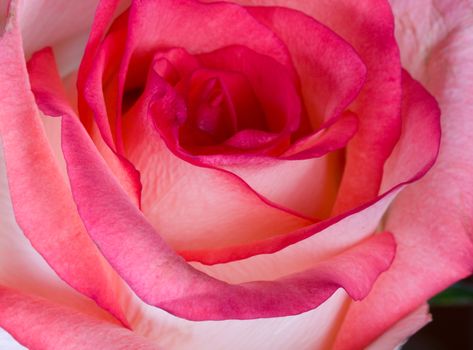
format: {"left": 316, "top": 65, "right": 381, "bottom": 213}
{"left": 122, "top": 289, "right": 350, "bottom": 349}
{"left": 333, "top": 1, "right": 473, "bottom": 347}
{"left": 283, "top": 112, "right": 359, "bottom": 160}
{"left": 60, "top": 95, "right": 396, "bottom": 319}
{"left": 111, "top": 0, "right": 295, "bottom": 156}
{"left": 0, "top": 147, "right": 118, "bottom": 324}
{"left": 118, "top": 0, "right": 292, "bottom": 71}
{"left": 0, "top": 286, "right": 159, "bottom": 350}
{"left": 123, "top": 59, "right": 312, "bottom": 252}
{"left": 76, "top": 11, "right": 142, "bottom": 207}
{"left": 220, "top": 113, "right": 357, "bottom": 219}
{"left": 188, "top": 190, "right": 401, "bottom": 281}
{"left": 26, "top": 42, "right": 396, "bottom": 320}
{"left": 245, "top": 5, "right": 366, "bottom": 129}
{"left": 220, "top": 156, "right": 341, "bottom": 219}
{"left": 80, "top": 13, "right": 127, "bottom": 149}
{"left": 224, "top": 0, "right": 403, "bottom": 211}
{"left": 366, "top": 304, "right": 431, "bottom": 350}
{"left": 76, "top": 0, "right": 123, "bottom": 145}
{"left": 334, "top": 74, "right": 445, "bottom": 349}
{"left": 0, "top": 6, "right": 127, "bottom": 325}
{"left": 381, "top": 71, "right": 441, "bottom": 192}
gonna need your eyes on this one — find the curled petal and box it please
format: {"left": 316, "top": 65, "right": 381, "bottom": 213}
{"left": 56, "top": 73, "right": 396, "bottom": 320}
{"left": 334, "top": 1, "right": 473, "bottom": 346}
{"left": 223, "top": 0, "right": 403, "bottom": 211}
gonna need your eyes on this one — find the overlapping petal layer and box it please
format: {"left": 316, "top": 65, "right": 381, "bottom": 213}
{"left": 0, "top": 286, "right": 159, "bottom": 350}
{"left": 24, "top": 44, "right": 397, "bottom": 321}
{"left": 0, "top": 0, "right": 466, "bottom": 349}
{"left": 0, "top": 11, "right": 127, "bottom": 325}
{"left": 333, "top": 1, "right": 473, "bottom": 348}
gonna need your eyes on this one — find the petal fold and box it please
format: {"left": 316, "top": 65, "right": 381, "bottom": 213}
{"left": 60, "top": 98, "right": 396, "bottom": 320}
{"left": 0, "top": 286, "right": 159, "bottom": 350}
{"left": 0, "top": 5, "right": 127, "bottom": 325}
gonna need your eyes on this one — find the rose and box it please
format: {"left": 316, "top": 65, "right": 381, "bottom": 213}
{"left": 0, "top": 0, "right": 472, "bottom": 349}
{"left": 1, "top": 0, "right": 472, "bottom": 349}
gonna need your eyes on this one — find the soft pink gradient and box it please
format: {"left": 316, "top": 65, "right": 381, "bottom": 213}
{"left": 27, "top": 49, "right": 397, "bottom": 320}
{"left": 222, "top": 0, "right": 403, "bottom": 212}
{"left": 0, "top": 286, "right": 159, "bottom": 350}
{"left": 333, "top": 0, "right": 473, "bottom": 348}
{"left": 0, "top": 5, "right": 128, "bottom": 325}
{"left": 0, "top": 0, "right": 470, "bottom": 349}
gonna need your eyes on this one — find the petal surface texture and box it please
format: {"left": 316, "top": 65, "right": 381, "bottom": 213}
{"left": 24, "top": 26, "right": 398, "bottom": 323}
{"left": 1, "top": 0, "right": 469, "bottom": 349}
{"left": 333, "top": 1, "right": 473, "bottom": 348}
{"left": 0, "top": 286, "right": 159, "bottom": 350}
{"left": 0, "top": 0, "right": 128, "bottom": 325}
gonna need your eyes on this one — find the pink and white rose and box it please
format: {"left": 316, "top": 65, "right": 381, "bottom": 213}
{"left": 0, "top": 0, "right": 472, "bottom": 349}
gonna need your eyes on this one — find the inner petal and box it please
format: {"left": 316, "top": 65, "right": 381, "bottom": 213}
{"left": 147, "top": 45, "right": 301, "bottom": 157}
{"left": 177, "top": 71, "right": 238, "bottom": 147}
{"left": 198, "top": 45, "right": 301, "bottom": 137}
{"left": 176, "top": 67, "right": 270, "bottom": 151}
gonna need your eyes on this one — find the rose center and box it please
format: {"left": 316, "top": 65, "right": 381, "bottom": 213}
{"left": 177, "top": 68, "right": 270, "bottom": 149}
{"left": 123, "top": 45, "right": 302, "bottom": 157}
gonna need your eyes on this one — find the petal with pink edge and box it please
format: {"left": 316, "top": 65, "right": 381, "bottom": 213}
{"left": 0, "top": 286, "right": 159, "bottom": 350}
{"left": 27, "top": 43, "right": 396, "bottom": 321}
{"left": 121, "top": 288, "right": 350, "bottom": 350}
{"left": 0, "top": 4, "right": 127, "bottom": 325}
{"left": 222, "top": 0, "right": 403, "bottom": 211}
{"left": 0, "top": 145, "right": 121, "bottom": 325}
{"left": 333, "top": 70, "right": 466, "bottom": 349}
{"left": 245, "top": 6, "right": 366, "bottom": 129}
{"left": 366, "top": 304, "right": 431, "bottom": 350}
{"left": 61, "top": 99, "right": 396, "bottom": 320}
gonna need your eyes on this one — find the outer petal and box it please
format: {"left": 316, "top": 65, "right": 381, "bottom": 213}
{"left": 0, "top": 286, "right": 159, "bottom": 350}
{"left": 0, "top": 0, "right": 128, "bottom": 324}
{"left": 0, "top": 146, "right": 117, "bottom": 323}
{"left": 123, "top": 289, "right": 350, "bottom": 350}
{"left": 365, "top": 304, "right": 431, "bottom": 350}
{"left": 15, "top": 0, "right": 105, "bottom": 79}
{"left": 334, "top": 67, "right": 466, "bottom": 349}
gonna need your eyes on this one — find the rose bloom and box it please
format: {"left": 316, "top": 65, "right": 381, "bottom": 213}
{"left": 1, "top": 0, "right": 472, "bottom": 349}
